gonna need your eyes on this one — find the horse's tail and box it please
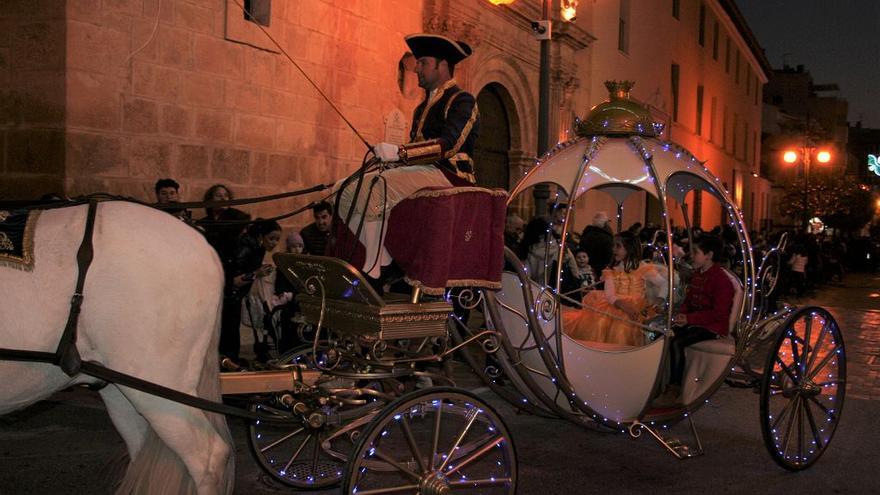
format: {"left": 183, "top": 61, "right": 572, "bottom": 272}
{"left": 116, "top": 303, "right": 234, "bottom": 495}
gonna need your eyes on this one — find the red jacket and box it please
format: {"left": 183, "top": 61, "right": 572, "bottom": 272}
{"left": 681, "top": 263, "right": 735, "bottom": 337}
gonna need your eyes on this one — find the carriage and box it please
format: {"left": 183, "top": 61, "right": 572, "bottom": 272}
{"left": 0, "top": 81, "right": 845, "bottom": 494}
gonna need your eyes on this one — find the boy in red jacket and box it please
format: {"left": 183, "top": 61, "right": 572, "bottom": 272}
{"left": 654, "top": 235, "right": 734, "bottom": 407}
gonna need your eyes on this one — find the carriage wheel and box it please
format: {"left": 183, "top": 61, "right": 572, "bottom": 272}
{"left": 343, "top": 387, "right": 517, "bottom": 495}
{"left": 248, "top": 396, "right": 385, "bottom": 489}
{"left": 759, "top": 306, "right": 846, "bottom": 470}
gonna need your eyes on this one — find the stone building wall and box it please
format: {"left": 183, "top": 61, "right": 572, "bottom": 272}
{"left": 58, "top": 0, "right": 426, "bottom": 222}
{"left": 0, "top": 1, "right": 67, "bottom": 199}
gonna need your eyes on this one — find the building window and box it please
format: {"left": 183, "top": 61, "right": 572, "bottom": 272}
{"left": 753, "top": 130, "right": 759, "bottom": 167}
{"left": 671, "top": 64, "right": 680, "bottom": 122}
{"left": 243, "top": 0, "right": 271, "bottom": 26}
{"left": 673, "top": 0, "right": 680, "bottom": 19}
{"left": 696, "top": 85, "right": 704, "bottom": 136}
{"left": 712, "top": 21, "right": 719, "bottom": 60}
{"left": 733, "top": 113, "right": 739, "bottom": 157}
{"left": 618, "top": 0, "right": 630, "bottom": 53}
{"left": 722, "top": 104, "right": 729, "bottom": 151}
{"left": 735, "top": 51, "right": 741, "bottom": 84}
{"left": 698, "top": 3, "right": 706, "bottom": 46}
{"left": 725, "top": 38, "right": 731, "bottom": 73}
{"left": 754, "top": 76, "right": 760, "bottom": 105}
{"left": 744, "top": 121, "right": 749, "bottom": 161}
{"left": 710, "top": 96, "right": 717, "bottom": 143}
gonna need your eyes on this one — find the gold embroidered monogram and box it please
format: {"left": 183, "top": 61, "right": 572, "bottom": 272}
{"left": 0, "top": 211, "right": 10, "bottom": 222}
{"left": 0, "top": 232, "right": 13, "bottom": 251}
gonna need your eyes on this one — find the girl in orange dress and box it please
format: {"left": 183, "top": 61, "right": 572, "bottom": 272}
{"left": 562, "top": 231, "right": 666, "bottom": 346}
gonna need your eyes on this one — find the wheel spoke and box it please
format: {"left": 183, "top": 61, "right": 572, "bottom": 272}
{"left": 802, "top": 397, "right": 825, "bottom": 451}
{"left": 812, "top": 379, "right": 844, "bottom": 388}
{"left": 797, "top": 395, "right": 804, "bottom": 462}
{"left": 780, "top": 395, "right": 800, "bottom": 456}
{"left": 259, "top": 427, "right": 305, "bottom": 453}
{"left": 430, "top": 400, "right": 443, "bottom": 471}
{"left": 372, "top": 448, "right": 422, "bottom": 482}
{"left": 804, "top": 319, "right": 830, "bottom": 374}
{"left": 775, "top": 357, "right": 800, "bottom": 385}
{"left": 770, "top": 393, "right": 797, "bottom": 430}
{"left": 444, "top": 435, "right": 505, "bottom": 476}
{"left": 282, "top": 433, "right": 312, "bottom": 474}
{"left": 399, "top": 414, "right": 427, "bottom": 474}
{"left": 800, "top": 315, "right": 813, "bottom": 378}
{"left": 787, "top": 333, "right": 802, "bottom": 380}
{"left": 806, "top": 395, "right": 837, "bottom": 421}
{"left": 438, "top": 407, "right": 481, "bottom": 472}
{"left": 807, "top": 345, "right": 840, "bottom": 381}
{"left": 310, "top": 431, "right": 320, "bottom": 478}
{"left": 448, "top": 477, "right": 513, "bottom": 487}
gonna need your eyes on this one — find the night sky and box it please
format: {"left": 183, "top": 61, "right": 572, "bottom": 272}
{"left": 735, "top": 0, "right": 880, "bottom": 128}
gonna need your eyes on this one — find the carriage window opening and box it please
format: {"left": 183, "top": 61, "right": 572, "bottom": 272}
{"left": 244, "top": 0, "right": 271, "bottom": 26}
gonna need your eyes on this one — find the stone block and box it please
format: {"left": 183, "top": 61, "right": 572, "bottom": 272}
{"left": 250, "top": 152, "right": 268, "bottom": 185}
{"left": 160, "top": 104, "right": 193, "bottom": 137}
{"left": 195, "top": 109, "right": 233, "bottom": 142}
{"left": 129, "top": 138, "right": 172, "bottom": 178}
{"left": 268, "top": 153, "right": 298, "bottom": 185}
{"left": 143, "top": 0, "right": 175, "bottom": 23}
{"left": 103, "top": 0, "right": 142, "bottom": 16}
{"left": 177, "top": 143, "right": 211, "bottom": 179}
{"left": 275, "top": 120, "right": 313, "bottom": 153}
{"left": 193, "top": 34, "right": 243, "bottom": 77}
{"left": 123, "top": 97, "right": 159, "bottom": 134}
{"left": 234, "top": 114, "right": 275, "bottom": 150}
{"left": 243, "top": 49, "right": 274, "bottom": 84}
{"left": 131, "top": 62, "right": 181, "bottom": 100}
{"left": 260, "top": 89, "right": 298, "bottom": 118}
{"left": 299, "top": 1, "right": 339, "bottom": 38}
{"left": 180, "top": 71, "right": 224, "bottom": 107}
{"left": 68, "top": 0, "right": 103, "bottom": 22}
{"left": 66, "top": 132, "right": 127, "bottom": 177}
{"left": 1, "top": 76, "right": 65, "bottom": 126}
{"left": 11, "top": 22, "right": 65, "bottom": 71}
{"left": 175, "top": 1, "right": 214, "bottom": 34}
{"left": 224, "top": 80, "right": 261, "bottom": 112}
{"left": 67, "top": 70, "right": 122, "bottom": 131}
{"left": 6, "top": 129, "right": 65, "bottom": 175}
{"left": 211, "top": 147, "right": 250, "bottom": 183}
{"left": 67, "top": 20, "right": 130, "bottom": 73}
{"left": 159, "top": 26, "right": 193, "bottom": 69}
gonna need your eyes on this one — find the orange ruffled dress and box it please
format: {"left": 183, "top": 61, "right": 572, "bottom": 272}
{"left": 562, "top": 263, "right": 660, "bottom": 346}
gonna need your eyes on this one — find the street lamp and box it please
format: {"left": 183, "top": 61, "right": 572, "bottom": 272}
{"left": 782, "top": 146, "right": 833, "bottom": 231}
{"left": 485, "top": 0, "right": 577, "bottom": 217}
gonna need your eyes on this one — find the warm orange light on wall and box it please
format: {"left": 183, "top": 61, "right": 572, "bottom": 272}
{"left": 561, "top": 0, "right": 579, "bottom": 21}
{"left": 783, "top": 150, "right": 798, "bottom": 163}
{"left": 486, "top": 0, "right": 515, "bottom": 5}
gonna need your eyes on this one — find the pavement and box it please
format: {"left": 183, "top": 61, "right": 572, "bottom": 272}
{"left": 1, "top": 273, "right": 879, "bottom": 494}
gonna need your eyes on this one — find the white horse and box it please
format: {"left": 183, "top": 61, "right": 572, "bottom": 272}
{"left": 0, "top": 201, "right": 234, "bottom": 495}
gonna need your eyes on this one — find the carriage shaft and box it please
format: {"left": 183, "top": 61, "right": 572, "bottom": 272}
{"left": 219, "top": 369, "right": 320, "bottom": 395}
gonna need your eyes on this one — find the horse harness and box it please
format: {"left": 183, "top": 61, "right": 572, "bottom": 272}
{"left": 0, "top": 199, "right": 299, "bottom": 424}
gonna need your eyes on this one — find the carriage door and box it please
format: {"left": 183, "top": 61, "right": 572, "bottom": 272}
{"left": 473, "top": 83, "right": 511, "bottom": 190}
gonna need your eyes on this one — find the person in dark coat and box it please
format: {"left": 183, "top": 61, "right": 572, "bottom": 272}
{"left": 300, "top": 201, "right": 333, "bottom": 256}
{"left": 219, "top": 219, "right": 282, "bottom": 366}
{"left": 198, "top": 183, "right": 250, "bottom": 269}
{"left": 579, "top": 211, "right": 614, "bottom": 276}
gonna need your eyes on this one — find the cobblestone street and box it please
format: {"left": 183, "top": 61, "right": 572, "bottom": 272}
{"left": 787, "top": 272, "right": 880, "bottom": 401}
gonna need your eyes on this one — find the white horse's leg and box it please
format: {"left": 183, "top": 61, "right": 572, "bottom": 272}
{"left": 99, "top": 384, "right": 149, "bottom": 459}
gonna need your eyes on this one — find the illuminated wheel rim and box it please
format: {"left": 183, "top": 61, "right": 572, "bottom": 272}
{"left": 343, "top": 387, "right": 517, "bottom": 494}
{"left": 760, "top": 306, "right": 846, "bottom": 470}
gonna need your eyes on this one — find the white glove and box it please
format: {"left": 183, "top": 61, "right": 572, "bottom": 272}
{"left": 373, "top": 142, "right": 400, "bottom": 163}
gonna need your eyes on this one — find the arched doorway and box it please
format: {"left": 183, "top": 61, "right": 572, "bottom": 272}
{"left": 474, "top": 83, "right": 512, "bottom": 190}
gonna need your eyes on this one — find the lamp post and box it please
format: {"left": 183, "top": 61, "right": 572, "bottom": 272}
{"left": 486, "top": 0, "right": 577, "bottom": 217}
{"left": 783, "top": 146, "right": 832, "bottom": 231}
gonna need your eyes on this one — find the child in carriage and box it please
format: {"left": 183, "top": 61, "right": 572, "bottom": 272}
{"left": 654, "top": 234, "right": 734, "bottom": 408}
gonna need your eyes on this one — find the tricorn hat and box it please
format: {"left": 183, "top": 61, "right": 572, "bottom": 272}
{"left": 405, "top": 33, "right": 472, "bottom": 66}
